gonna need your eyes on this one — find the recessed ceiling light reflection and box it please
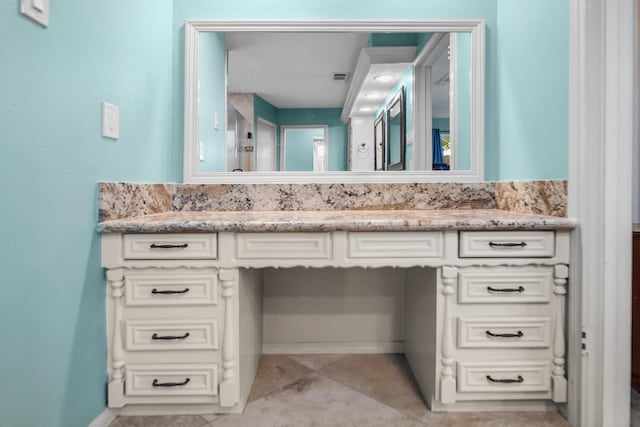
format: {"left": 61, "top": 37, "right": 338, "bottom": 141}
{"left": 363, "top": 92, "right": 382, "bottom": 100}
{"left": 373, "top": 74, "right": 395, "bottom": 83}
{"left": 358, "top": 106, "right": 373, "bottom": 112}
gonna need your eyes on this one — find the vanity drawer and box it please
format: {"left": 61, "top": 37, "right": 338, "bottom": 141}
{"left": 123, "top": 233, "right": 217, "bottom": 260}
{"left": 457, "top": 361, "right": 551, "bottom": 394}
{"left": 125, "top": 364, "right": 218, "bottom": 398}
{"left": 457, "top": 316, "right": 551, "bottom": 348}
{"left": 235, "top": 232, "right": 331, "bottom": 259}
{"left": 347, "top": 232, "right": 443, "bottom": 259}
{"left": 125, "top": 319, "right": 219, "bottom": 351}
{"left": 459, "top": 231, "right": 555, "bottom": 258}
{"left": 458, "top": 266, "right": 553, "bottom": 304}
{"left": 124, "top": 269, "right": 218, "bottom": 307}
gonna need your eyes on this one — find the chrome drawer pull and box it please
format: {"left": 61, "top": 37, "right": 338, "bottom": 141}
{"left": 488, "top": 241, "right": 527, "bottom": 248}
{"left": 486, "top": 330, "right": 524, "bottom": 338}
{"left": 152, "top": 378, "right": 190, "bottom": 387}
{"left": 151, "top": 288, "right": 190, "bottom": 295}
{"left": 486, "top": 375, "right": 524, "bottom": 384}
{"left": 152, "top": 332, "right": 190, "bottom": 340}
{"left": 149, "top": 243, "right": 189, "bottom": 249}
{"left": 487, "top": 286, "right": 525, "bottom": 293}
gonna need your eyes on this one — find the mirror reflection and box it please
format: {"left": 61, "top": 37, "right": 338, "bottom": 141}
{"left": 195, "top": 30, "right": 473, "bottom": 174}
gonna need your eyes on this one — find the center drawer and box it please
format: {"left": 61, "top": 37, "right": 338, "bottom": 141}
{"left": 235, "top": 232, "right": 331, "bottom": 259}
{"left": 347, "top": 232, "right": 443, "bottom": 259}
{"left": 457, "top": 316, "right": 551, "bottom": 348}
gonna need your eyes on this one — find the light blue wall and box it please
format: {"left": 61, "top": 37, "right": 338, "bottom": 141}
{"left": 282, "top": 128, "right": 325, "bottom": 171}
{"left": 199, "top": 32, "right": 226, "bottom": 172}
{"left": 277, "top": 108, "right": 348, "bottom": 171}
{"left": 0, "top": 2, "right": 175, "bottom": 427}
{"left": 495, "top": 0, "right": 569, "bottom": 179}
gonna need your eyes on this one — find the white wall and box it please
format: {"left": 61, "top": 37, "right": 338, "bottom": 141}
{"left": 262, "top": 267, "right": 406, "bottom": 353}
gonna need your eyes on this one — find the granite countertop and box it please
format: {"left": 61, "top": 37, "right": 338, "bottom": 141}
{"left": 97, "top": 209, "right": 576, "bottom": 233}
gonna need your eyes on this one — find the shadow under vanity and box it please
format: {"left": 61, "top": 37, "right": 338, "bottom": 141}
{"left": 97, "top": 181, "right": 574, "bottom": 416}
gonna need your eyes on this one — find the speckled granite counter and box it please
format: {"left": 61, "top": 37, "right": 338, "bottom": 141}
{"left": 97, "top": 209, "right": 576, "bottom": 233}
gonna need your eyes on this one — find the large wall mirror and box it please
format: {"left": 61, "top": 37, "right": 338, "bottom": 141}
{"left": 184, "top": 20, "right": 485, "bottom": 183}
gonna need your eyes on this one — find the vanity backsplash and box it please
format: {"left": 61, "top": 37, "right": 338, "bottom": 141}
{"left": 98, "top": 180, "right": 567, "bottom": 222}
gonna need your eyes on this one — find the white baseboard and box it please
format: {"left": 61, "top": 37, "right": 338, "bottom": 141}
{"left": 262, "top": 341, "right": 404, "bottom": 354}
{"left": 87, "top": 408, "right": 117, "bottom": 427}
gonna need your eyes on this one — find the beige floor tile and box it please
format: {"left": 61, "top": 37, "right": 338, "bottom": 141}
{"left": 426, "top": 411, "right": 570, "bottom": 427}
{"left": 286, "top": 354, "right": 347, "bottom": 371}
{"left": 201, "top": 414, "right": 219, "bottom": 423}
{"left": 319, "top": 353, "right": 431, "bottom": 421}
{"left": 211, "top": 372, "right": 420, "bottom": 427}
{"left": 109, "top": 415, "right": 209, "bottom": 427}
{"left": 246, "top": 354, "right": 313, "bottom": 402}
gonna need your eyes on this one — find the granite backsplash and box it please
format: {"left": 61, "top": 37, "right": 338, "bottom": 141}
{"left": 98, "top": 181, "right": 567, "bottom": 222}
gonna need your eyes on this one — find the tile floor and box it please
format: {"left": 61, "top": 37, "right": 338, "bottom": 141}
{"left": 110, "top": 354, "right": 570, "bottom": 427}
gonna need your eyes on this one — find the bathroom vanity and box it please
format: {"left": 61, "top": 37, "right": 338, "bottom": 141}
{"left": 99, "top": 209, "right": 574, "bottom": 415}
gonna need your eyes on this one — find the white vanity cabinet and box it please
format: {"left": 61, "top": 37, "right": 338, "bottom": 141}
{"left": 102, "top": 233, "right": 263, "bottom": 415}
{"left": 102, "top": 227, "right": 570, "bottom": 415}
{"left": 405, "top": 230, "right": 569, "bottom": 412}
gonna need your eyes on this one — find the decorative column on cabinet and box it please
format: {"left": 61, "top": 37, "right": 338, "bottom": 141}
{"left": 219, "top": 268, "right": 239, "bottom": 407}
{"left": 552, "top": 264, "right": 568, "bottom": 403}
{"left": 440, "top": 266, "right": 457, "bottom": 404}
{"left": 107, "top": 268, "right": 125, "bottom": 408}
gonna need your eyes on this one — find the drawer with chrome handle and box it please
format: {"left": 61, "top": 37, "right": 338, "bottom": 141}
{"left": 457, "top": 316, "right": 551, "bottom": 348}
{"left": 459, "top": 231, "right": 555, "bottom": 258}
{"left": 457, "top": 266, "right": 553, "bottom": 304}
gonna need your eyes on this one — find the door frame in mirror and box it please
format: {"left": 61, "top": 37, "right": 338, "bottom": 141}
{"left": 184, "top": 20, "right": 485, "bottom": 184}
{"left": 386, "top": 87, "right": 406, "bottom": 171}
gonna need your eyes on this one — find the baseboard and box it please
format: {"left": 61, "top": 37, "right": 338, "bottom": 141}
{"left": 429, "top": 399, "right": 558, "bottom": 413}
{"left": 262, "top": 341, "right": 404, "bottom": 354}
{"left": 87, "top": 408, "right": 117, "bottom": 427}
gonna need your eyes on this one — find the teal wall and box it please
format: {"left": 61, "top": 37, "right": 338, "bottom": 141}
{"left": 277, "top": 108, "right": 348, "bottom": 171}
{"left": 0, "top": 1, "right": 175, "bottom": 427}
{"left": 495, "top": 0, "right": 569, "bottom": 179}
{"left": 433, "top": 118, "right": 450, "bottom": 132}
{"left": 199, "top": 32, "right": 226, "bottom": 172}
{"left": 368, "top": 32, "right": 418, "bottom": 46}
{"left": 282, "top": 128, "right": 325, "bottom": 171}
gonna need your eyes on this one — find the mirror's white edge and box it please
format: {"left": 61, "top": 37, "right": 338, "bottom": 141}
{"left": 183, "top": 19, "right": 485, "bottom": 184}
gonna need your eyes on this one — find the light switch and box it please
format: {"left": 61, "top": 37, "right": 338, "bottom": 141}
{"left": 20, "top": 0, "right": 49, "bottom": 27}
{"left": 102, "top": 102, "right": 120, "bottom": 140}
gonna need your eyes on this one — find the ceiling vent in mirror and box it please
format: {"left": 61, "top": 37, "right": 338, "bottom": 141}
{"left": 332, "top": 72, "right": 350, "bottom": 82}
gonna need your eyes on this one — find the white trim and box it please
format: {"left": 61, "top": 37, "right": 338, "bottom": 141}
{"left": 449, "top": 33, "right": 457, "bottom": 170}
{"left": 87, "top": 408, "right": 117, "bottom": 427}
{"left": 568, "top": 0, "right": 634, "bottom": 426}
{"left": 183, "top": 20, "right": 485, "bottom": 184}
{"left": 280, "top": 125, "right": 329, "bottom": 172}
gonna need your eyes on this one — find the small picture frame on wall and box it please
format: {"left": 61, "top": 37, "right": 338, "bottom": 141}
{"left": 374, "top": 113, "right": 385, "bottom": 171}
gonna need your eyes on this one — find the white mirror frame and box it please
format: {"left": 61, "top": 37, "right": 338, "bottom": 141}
{"left": 184, "top": 20, "right": 485, "bottom": 184}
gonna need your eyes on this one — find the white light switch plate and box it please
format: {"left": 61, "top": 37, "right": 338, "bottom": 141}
{"left": 102, "top": 102, "right": 120, "bottom": 140}
{"left": 20, "top": 0, "right": 50, "bottom": 27}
